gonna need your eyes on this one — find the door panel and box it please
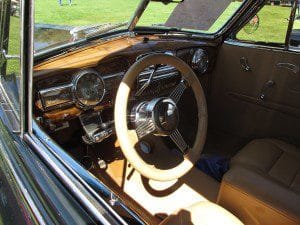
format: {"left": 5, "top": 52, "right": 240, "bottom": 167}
{"left": 209, "top": 42, "right": 300, "bottom": 145}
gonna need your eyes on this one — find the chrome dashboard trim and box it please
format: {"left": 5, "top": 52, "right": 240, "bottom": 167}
{"left": 38, "top": 65, "right": 180, "bottom": 112}
{"left": 39, "top": 83, "right": 74, "bottom": 111}
{"left": 138, "top": 65, "right": 179, "bottom": 83}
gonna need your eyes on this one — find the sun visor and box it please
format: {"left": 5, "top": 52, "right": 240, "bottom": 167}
{"left": 165, "top": 0, "right": 232, "bottom": 31}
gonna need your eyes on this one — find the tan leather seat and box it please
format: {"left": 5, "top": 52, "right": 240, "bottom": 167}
{"left": 160, "top": 201, "right": 243, "bottom": 225}
{"left": 218, "top": 139, "right": 300, "bottom": 225}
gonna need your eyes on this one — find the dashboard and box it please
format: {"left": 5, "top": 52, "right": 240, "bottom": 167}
{"left": 34, "top": 36, "right": 216, "bottom": 144}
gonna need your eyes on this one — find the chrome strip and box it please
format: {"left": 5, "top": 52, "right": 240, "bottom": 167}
{"left": 224, "top": 39, "right": 286, "bottom": 51}
{"left": 19, "top": 0, "right": 26, "bottom": 137}
{"left": 39, "top": 83, "right": 73, "bottom": 111}
{"left": 225, "top": 39, "right": 300, "bottom": 54}
{"left": 20, "top": 0, "right": 34, "bottom": 136}
{"left": 138, "top": 65, "right": 179, "bottom": 83}
{"left": 103, "top": 71, "right": 124, "bottom": 80}
{"left": 27, "top": 0, "right": 34, "bottom": 135}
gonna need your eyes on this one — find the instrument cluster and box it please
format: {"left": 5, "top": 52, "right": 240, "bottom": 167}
{"left": 38, "top": 69, "right": 121, "bottom": 112}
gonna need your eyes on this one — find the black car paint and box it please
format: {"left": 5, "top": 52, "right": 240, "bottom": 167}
{"left": 0, "top": 89, "right": 97, "bottom": 224}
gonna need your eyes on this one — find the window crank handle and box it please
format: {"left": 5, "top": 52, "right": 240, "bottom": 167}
{"left": 259, "top": 80, "right": 275, "bottom": 100}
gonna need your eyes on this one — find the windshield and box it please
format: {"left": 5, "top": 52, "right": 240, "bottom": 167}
{"left": 34, "top": 0, "right": 245, "bottom": 52}
{"left": 136, "top": 0, "right": 246, "bottom": 34}
{"left": 34, "top": 0, "right": 139, "bottom": 52}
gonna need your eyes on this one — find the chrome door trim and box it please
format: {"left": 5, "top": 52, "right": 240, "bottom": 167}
{"left": 225, "top": 39, "right": 300, "bottom": 53}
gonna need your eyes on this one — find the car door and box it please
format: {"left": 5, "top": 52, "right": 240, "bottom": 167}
{"left": 209, "top": 2, "right": 300, "bottom": 146}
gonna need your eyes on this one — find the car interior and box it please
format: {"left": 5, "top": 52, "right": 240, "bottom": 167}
{"left": 30, "top": 1, "right": 300, "bottom": 225}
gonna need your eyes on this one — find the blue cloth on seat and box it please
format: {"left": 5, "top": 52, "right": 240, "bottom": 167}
{"left": 196, "top": 154, "right": 230, "bottom": 182}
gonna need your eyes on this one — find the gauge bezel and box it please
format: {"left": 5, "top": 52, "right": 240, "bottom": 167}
{"left": 191, "top": 49, "right": 209, "bottom": 74}
{"left": 72, "top": 69, "right": 106, "bottom": 109}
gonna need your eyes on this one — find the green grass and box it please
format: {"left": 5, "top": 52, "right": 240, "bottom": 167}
{"left": 237, "top": 5, "right": 292, "bottom": 43}
{"left": 35, "top": 0, "right": 140, "bottom": 26}
{"left": 7, "top": 16, "right": 20, "bottom": 75}
{"left": 34, "top": 0, "right": 242, "bottom": 33}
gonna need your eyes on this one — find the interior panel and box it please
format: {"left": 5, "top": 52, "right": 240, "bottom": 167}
{"left": 209, "top": 41, "right": 300, "bottom": 147}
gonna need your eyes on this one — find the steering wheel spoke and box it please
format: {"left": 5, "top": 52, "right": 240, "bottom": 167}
{"left": 135, "top": 120, "right": 156, "bottom": 139}
{"left": 169, "top": 129, "right": 189, "bottom": 154}
{"left": 169, "top": 79, "right": 188, "bottom": 103}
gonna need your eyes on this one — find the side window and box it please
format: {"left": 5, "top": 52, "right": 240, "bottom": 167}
{"left": 6, "top": 3, "right": 20, "bottom": 76}
{"left": 235, "top": 2, "right": 292, "bottom": 44}
{"left": 289, "top": 1, "right": 300, "bottom": 48}
{"left": 0, "top": 0, "right": 21, "bottom": 115}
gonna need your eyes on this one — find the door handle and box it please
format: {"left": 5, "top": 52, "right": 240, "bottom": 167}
{"left": 277, "top": 63, "right": 299, "bottom": 74}
{"left": 258, "top": 80, "right": 275, "bottom": 100}
{"left": 240, "top": 57, "right": 251, "bottom": 72}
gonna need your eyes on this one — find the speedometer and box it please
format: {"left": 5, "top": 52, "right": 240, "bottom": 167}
{"left": 191, "top": 49, "right": 209, "bottom": 74}
{"left": 72, "top": 69, "right": 105, "bottom": 109}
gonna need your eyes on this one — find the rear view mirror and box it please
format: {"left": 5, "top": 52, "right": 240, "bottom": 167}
{"left": 243, "top": 15, "right": 260, "bottom": 34}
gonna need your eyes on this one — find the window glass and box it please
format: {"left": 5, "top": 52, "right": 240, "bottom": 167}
{"left": 137, "top": 0, "right": 245, "bottom": 34}
{"left": 34, "top": 0, "right": 139, "bottom": 52}
{"left": 0, "top": 0, "right": 21, "bottom": 116}
{"left": 6, "top": 15, "right": 20, "bottom": 75}
{"left": 236, "top": 2, "right": 292, "bottom": 44}
{"left": 289, "top": 1, "right": 300, "bottom": 48}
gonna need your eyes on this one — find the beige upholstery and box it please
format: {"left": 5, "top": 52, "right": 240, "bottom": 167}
{"left": 160, "top": 201, "right": 243, "bottom": 225}
{"left": 218, "top": 139, "right": 300, "bottom": 225}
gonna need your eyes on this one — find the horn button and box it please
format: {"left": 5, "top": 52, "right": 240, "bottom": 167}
{"left": 132, "top": 98, "right": 179, "bottom": 137}
{"left": 153, "top": 98, "right": 179, "bottom": 135}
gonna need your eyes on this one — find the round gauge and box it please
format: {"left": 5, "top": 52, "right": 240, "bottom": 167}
{"left": 191, "top": 49, "right": 209, "bottom": 74}
{"left": 72, "top": 69, "right": 105, "bottom": 108}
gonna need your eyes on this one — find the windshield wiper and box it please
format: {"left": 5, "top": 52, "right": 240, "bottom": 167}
{"left": 70, "top": 22, "right": 128, "bottom": 41}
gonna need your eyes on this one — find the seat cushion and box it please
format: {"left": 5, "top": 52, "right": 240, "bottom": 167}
{"left": 231, "top": 139, "right": 300, "bottom": 193}
{"left": 218, "top": 139, "right": 300, "bottom": 225}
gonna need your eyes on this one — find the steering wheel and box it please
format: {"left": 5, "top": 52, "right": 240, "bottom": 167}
{"left": 114, "top": 54, "right": 207, "bottom": 181}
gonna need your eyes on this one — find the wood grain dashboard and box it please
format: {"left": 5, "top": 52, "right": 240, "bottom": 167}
{"left": 34, "top": 34, "right": 217, "bottom": 122}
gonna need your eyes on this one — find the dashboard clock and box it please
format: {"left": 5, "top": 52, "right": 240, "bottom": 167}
{"left": 191, "top": 48, "right": 209, "bottom": 74}
{"left": 72, "top": 69, "right": 105, "bottom": 109}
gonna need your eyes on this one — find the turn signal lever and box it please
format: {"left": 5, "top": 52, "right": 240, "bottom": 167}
{"left": 258, "top": 80, "right": 275, "bottom": 100}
